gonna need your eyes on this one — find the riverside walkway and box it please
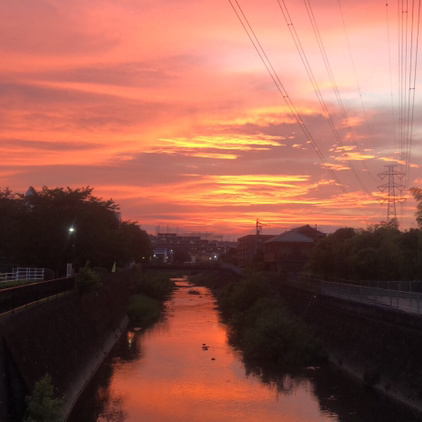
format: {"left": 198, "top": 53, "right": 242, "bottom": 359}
{"left": 320, "top": 280, "right": 422, "bottom": 316}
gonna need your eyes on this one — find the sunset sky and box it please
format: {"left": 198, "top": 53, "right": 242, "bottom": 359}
{"left": 1, "top": 0, "right": 422, "bottom": 237}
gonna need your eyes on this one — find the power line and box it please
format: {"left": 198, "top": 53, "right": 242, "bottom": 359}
{"left": 337, "top": 0, "right": 378, "bottom": 181}
{"left": 302, "top": 0, "right": 374, "bottom": 195}
{"left": 275, "top": 0, "right": 374, "bottom": 196}
{"left": 397, "top": 0, "right": 421, "bottom": 188}
{"left": 227, "top": 0, "right": 348, "bottom": 193}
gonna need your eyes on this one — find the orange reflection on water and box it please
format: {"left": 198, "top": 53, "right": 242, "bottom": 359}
{"left": 105, "top": 279, "right": 332, "bottom": 422}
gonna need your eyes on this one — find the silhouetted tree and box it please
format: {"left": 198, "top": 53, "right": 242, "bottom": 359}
{"left": 0, "top": 186, "right": 152, "bottom": 275}
{"left": 115, "top": 221, "right": 152, "bottom": 266}
{"left": 411, "top": 187, "right": 422, "bottom": 228}
{"left": 307, "top": 221, "right": 420, "bottom": 282}
{"left": 0, "top": 188, "right": 25, "bottom": 270}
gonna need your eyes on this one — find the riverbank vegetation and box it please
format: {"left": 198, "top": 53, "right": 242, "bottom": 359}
{"left": 127, "top": 271, "right": 176, "bottom": 328}
{"left": 75, "top": 262, "right": 102, "bottom": 294}
{"left": 24, "top": 374, "right": 64, "bottom": 422}
{"left": 191, "top": 271, "right": 325, "bottom": 369}
{"left": 0, "top": 186, "right": 152, "bottom": 277}
{"left": 306, "top": 221, "right": 422, "bottom": 282}
{"left": 307, "top": 189, "right": 422, "bottom": 283}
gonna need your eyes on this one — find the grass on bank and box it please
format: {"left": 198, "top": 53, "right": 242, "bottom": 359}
{"left": 126, "top": 271, "right": 176, "bottom": 328}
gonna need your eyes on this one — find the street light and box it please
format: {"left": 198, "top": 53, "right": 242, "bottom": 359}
{"left": 69, "top": 226, "right": 75, "bottom": 246}
{"left": 67, "top": 226, "right": 76, "bottom": 277}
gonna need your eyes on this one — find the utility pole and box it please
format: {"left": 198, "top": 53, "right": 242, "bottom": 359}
{"left": 255, "top": 218, "right": 262, "bottom": 254}
{"left": 255, "top": 218, "right": 269, "bottom": 255}
{"left": 377, "top": 165, "right": 405, "bottom": 223}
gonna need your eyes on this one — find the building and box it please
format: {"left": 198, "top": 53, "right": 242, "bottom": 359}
{"left": 150, "top": 233, "right": 236, "bottom": 263}
{"left": 292, "top": 224, "right": 326, "bottom": 242}
{"left": 153, "top": 247, "right": 173, "bottom": 263}
{"left": 237, "top": 234, "right": 275, "bottom": 268}
{"left": 262, "top": 225, "right": 326, "bottom": 272}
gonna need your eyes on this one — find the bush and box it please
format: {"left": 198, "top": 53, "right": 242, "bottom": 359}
{"left": 75, "top": 262, "right": 102, "bottom": 294}
{"left": 239, "top": 298, "right": 324, "bottom": 366}
{"left": 127, "top": 294, "right": 162, "bottom": 327}
{"left": 129, "top": 271, "right": 175, "bottom": 301}
{"left": 217, "top": 273, "right": 271, "bottom": 318}
{"left": 214, "top": 274, "right": 325, "bottom": 369}
{"left": 24, "top": 374, "right": 64, "bottom": 422}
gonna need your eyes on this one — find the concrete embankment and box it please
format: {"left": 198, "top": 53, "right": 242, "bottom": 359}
{"left": 277, "top": 282, "right": 422, "bottom": 415}
{"left": 0, "top": 273, "right": 132, "bottom": 422}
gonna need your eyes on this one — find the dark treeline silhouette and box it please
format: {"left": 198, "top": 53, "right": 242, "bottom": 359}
{"left": 306, "top": 187, "right": 422, "bottom": 281}
{"left": 0, "top": 186, "right": 152, "bottom": 276}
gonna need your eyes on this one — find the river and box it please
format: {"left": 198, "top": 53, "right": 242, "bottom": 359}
{"left": 68, "top": 278, "right": 420, "bottom": 421}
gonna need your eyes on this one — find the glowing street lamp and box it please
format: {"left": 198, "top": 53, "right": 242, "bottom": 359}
{"left": 69, "top": 226, "right": 75, "bottom": 247}
{"left": 67, "top": 226, "right": 76, "bottom": 277}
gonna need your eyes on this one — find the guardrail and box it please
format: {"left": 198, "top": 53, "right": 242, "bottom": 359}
{"left": 321, "top": 281, "right": 422, "bottom": 316}
{"left": 0, "top": 267, "right": 45, "bottom": 283}
{"left": 0, "top": 277, "right": 75, "bottom": 314}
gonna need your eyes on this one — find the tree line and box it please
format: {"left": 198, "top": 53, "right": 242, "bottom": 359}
{"left": 306, "top": 188, "right": 422, "bottom": 282}
{"left": 0, "top": 186, "right": 152, "bottom": 276}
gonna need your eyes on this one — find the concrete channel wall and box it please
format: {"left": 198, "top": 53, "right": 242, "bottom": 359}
{"left": 0, "top": 273, "right": 132, "bottom": 422}
{"left": 277, "top": 282, "right": 422, "bottom": 413}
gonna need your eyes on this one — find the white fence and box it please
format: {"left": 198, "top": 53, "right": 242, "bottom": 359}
{"left": 321, "top": 281, "right": 422, "bottom": 316}
{"left": 0, "top": 267, "right": 45, "bottom": 283}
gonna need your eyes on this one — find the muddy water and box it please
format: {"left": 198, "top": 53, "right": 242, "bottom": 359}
{"left": 68, "top": 278, "right": 420, "bottom": 421}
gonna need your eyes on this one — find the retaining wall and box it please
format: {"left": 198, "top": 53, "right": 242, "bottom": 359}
{"left": 277, "top": 282, "right": 422, "bottom": 413}
{"left": 0, "top": 273, "right": 132, "bottom": 422}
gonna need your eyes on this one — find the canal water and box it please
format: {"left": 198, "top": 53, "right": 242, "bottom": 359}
{"left": 69, "top": 278, "right": 420, "bottom": 421}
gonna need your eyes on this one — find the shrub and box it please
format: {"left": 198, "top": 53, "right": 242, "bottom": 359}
{"left": 75, "top": 262, "right": 102, "bottom": 294}
{"left": 217, "top": 273, "right": 271, "bottom": 318}
{"left": 240, "top": 298, "right": 324, "bottom": 366}
{"left": 24, "top": 374, "right": 64, "bottom": 422}
{"left": 215, "top": 275, "right": 325, "bottom": 369}
{"left": 127, "top": 294, "right": 162, "bottom": 328}
{"left": 129, "top": 271, "right": 175, "bottom": 301}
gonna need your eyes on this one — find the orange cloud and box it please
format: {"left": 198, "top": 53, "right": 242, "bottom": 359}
{"left": 1, "top": 0, "right": 421, "bottom": 234}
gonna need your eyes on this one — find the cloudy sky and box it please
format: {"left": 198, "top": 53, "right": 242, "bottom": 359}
{"left": 1, "top": 0, "right": 421, "bottom": 237}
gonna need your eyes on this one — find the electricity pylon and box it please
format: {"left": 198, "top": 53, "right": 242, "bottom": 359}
{"left": 377, "top": 165, "right": 405, "bottom": 223}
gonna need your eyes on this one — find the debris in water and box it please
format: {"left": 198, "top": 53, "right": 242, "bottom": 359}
{"left": 188, "top": 289, "right": 201, "bottom": 295}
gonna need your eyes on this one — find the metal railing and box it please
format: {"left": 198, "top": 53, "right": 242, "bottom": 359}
{"left": 0, "top": 276, "right": 75, "bottom": 314}
{"left": 321, "top": 281, "right": 422, "bottom": 316}
{"left": 0, "top": 267, "right": 45, "bottom": 283}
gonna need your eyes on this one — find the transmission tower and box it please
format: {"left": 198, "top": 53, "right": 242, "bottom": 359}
{"left": 377, "top": 165, "right": 405, "bottom": 223}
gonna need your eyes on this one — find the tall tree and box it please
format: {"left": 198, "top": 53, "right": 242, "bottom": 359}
{"left": 410, "top": 187, "right": 422, "bottom": 228}
{"left": 0, "top": 186, "right": 152, "bottom": 275}
{"left": 0, "top": 188, "right": 25, "bottom": 270}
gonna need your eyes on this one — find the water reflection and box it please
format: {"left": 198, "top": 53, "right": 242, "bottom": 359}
{"left": 69, "top": 278, "right": 420, "bottom": 422}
